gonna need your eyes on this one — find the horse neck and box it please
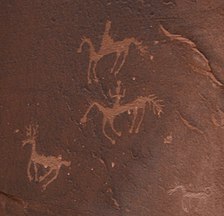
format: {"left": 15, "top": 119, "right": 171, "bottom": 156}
{"left": 93, "top": 102, "right": 105, "bottom": 112}
{"left": 30, "top": 141, "right": 37, "bottom": 155}
{"left": 84, "top": 39, "right": 95, "bottom": 53}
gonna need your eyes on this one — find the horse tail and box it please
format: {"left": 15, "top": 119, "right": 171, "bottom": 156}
{"left": 62, "top": 160, "right": 71, "bottom": 167}
{"left": 147, "top": 95, "right": 163, "bottom": 117}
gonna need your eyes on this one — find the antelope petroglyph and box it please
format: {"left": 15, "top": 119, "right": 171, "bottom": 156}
{"left": 81, "top": 81, "right": 163, "bottom": 144}
{"left": 22, "top": 124, "right": 71, "bottom": 190}
{"left": 77, "top": 20, "right": 147, "bottom": 84}
{"left": 168, "top": 185, "right": 211, "bottom": 213}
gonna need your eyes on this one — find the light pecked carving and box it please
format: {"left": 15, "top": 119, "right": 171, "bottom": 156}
{"left": 80, "top": 81, "right": 163, "bottom": 144}
{"left": 168, "top": 185, "right": 211, "bottom": 213}
{"left": 77, "top": 20, "right": 146, "bottom": 84}
{"left": 22, "top": 124, "right": 71, "bottom": 190}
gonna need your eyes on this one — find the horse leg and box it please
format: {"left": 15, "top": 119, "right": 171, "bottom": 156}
{"left": 92, "top": 61, "right": 99, "bottom": 83}
{"left": 39, "top": 168, "right": 53, "bottom": 183}
{"left": 115, "top": 51, "right": 128, "bottom": 76}
{"left": 87, "top": 60, "right": 93, "bottom": 84}
{"left": 33, "top": 162, "right": 39, "bottom": 182}
{"left": 109, "top": 118, "right": 121, "bottom": 137}
{"left": 27, "top": 160, "right": 33, "bottom": 181}
{"left": 135, "top": 107, "right": 145, "bottom": 133}
{"left": 110, "top": 53, "right": 120, "bottom": 74}
{"left": 102, "top": 117, "right": 115, "bottom": 144}
{"left": 129, "top": 108, "right": 138, "bottom": 133}
{"left": 42, "top": 168, "right": 60, "bottom": 191}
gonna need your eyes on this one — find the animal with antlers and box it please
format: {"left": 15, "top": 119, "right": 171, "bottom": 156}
{"left": 80, "top": 81, "right": 163, "bottom": 144}
{"left": 168, "top": 185, "right": 211, "bottom": 213}
{"left": 22, "top": 124, "right": 71, "bottom": 190}
{"left": 77, "top": 20, "right": 147, "bottom": 84}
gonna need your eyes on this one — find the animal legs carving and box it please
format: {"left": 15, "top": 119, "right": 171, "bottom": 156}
{"left": 87, "top": 60, "right": 93, "bottom": 84}
{"left": 129, "top": 108, "right": 138, "bottom": 133}
{"left": 114, "top": 51, "right": 128, "bottom": 76}
{"left": 135, "top": 108, "right": 145, "bottom": 133}
{"left": 109, "top": 118, "right": 121, "bottom": 137}
{"left": 110, "top": 53, "right": 121, "bottom": 74}
{"left": 33, "top": 163, "right": 39, "bottom": 182}
{"left": 92, "top": 61, "right": 99, "bottom": 83}
{"left": 39, "top": 168, "right": 53, "bottom": 183}
{"left": 27, "top": 160, "right": 33, "bottom": 181}
{"left": 42, "top": 169, "right": 60, "bottom": 191}
{"left": 102, "top": 117, "right": 115, "bottom": 144}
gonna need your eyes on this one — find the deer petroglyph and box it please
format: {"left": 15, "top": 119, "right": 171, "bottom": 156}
{"left": 22, "top": 124, "right": 71, "bottom": 190}
{"left": 80, "top": 81, "right": 163, "bottom": 144}
{"left": 77, "top": 20, "right": 147, "bottom": 84}
{"left": 168, "top": 185, "right": 211, "bottom": 213}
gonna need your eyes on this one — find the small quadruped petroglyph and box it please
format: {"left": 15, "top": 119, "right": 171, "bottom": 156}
{"left": 168, "top": 185, "right": 212, "bottom": 213}
{"left": 22, "top": 124, "right": 71, "bottom": 191}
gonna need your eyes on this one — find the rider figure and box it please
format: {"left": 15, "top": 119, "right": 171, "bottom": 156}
{"left": 101, "top": 20, "right": 114, "bottom": 48}
{"left": 109, "top": 80, "right": 126, "bottom": 107}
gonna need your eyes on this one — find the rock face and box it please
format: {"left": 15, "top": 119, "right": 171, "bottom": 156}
{"left": 1, "top": 0, "right": 224, "bottom": 215}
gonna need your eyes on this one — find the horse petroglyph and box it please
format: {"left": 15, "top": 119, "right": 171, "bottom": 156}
{"left": 80, "top": 81, "right": 163, "bottom": 144}
{"left": 22, "top": 124, "right": 71, "bottom": 190}
{"left": 77, "top": 20, "right": 147, "bottom": 84}
{"left": 168, "top": 185, "right": 211, "bottom": 213}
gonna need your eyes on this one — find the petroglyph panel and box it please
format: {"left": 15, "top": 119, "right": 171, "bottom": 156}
{"left": 1, "top": 0, "right": 224, "bottom": 215}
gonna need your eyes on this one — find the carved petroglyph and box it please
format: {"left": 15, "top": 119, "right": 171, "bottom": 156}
{"left": 77, "top": 20, "right": 146, "bottom": 84}
{"left": 22, "top": 124, "right": 71, "bottom": 190}
{"left": 160, "top": 25, "right": 223, "bottom": 87}
{"left": 168, "top": 185, "right": 211, "bottom": 213}
{"left": 164, "top": 133, "right": 173, "bottom": 144}
{"left": 81, "top": 81, "right": 163, "bottom": 144}
{"left": 211, "top": 108, "right": 224, "bottom": 128}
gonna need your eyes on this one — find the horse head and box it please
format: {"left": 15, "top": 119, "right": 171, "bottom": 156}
{"left": 77, "top": 36, "right": 87, "bottom": 53}
{"left": 77, "top": 36, "right": 89, "bottom": 53}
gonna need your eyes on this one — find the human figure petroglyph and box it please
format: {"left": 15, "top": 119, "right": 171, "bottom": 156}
{"left": 22, "top": 124, "right": 71, "bottom": 190}
{"left": 80, "top": 81, "right": 163, "bottom": 144}
{"left": 108, "top": 80, "right": 126, "bottom": 107}
{"left": 101, "top": 20, "right": 114, "bottom": 49}
{"left": 168, "top": 185, "right": 211, "bottom": 213}
{"left": 77, "top": 20, "right": 147, "bottom": 84}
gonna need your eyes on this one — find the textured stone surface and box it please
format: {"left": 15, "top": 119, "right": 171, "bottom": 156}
{"left": 1, "top": 0, "right": 224, "bottom": 215}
